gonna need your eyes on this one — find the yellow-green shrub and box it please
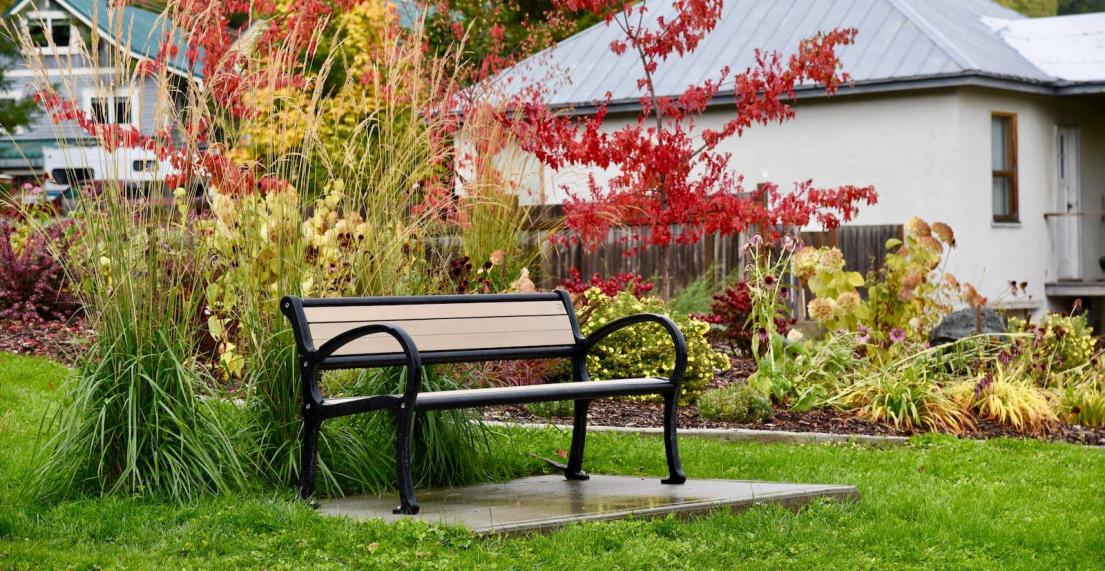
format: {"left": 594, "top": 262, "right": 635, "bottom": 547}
{"left": 698, "top": 384, "right": 772, "bottom": 423}
{"left": 579, "top": 287, "right": 729, "bottom": 403}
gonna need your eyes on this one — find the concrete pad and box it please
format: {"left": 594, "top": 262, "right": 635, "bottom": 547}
{"left": 318, "top": 475, "right": 859, "bottom": 535}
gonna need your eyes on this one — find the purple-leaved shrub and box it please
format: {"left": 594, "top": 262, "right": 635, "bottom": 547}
{"left": 0, "top": 220, "right": 78, "bottom": 322}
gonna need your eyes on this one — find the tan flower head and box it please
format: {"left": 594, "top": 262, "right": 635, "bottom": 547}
{"left": 905, "top": 216, "right": 931, "bottom": 238}
{"left": 944, "top": 273, "right": 960, "bottom": 290}
{"left": 901, "top": 270, "right": 924, "bottom": 291}
{"left": 489, "top": 249, "right": 505, "bottom": 266}
{"left": 931, "top": 222, "right": 956, "bottom": 247}
{"left": 836, "top": 291, "right": 861, "bottom": 313}
{"left": 808, "top": 297, "right": 838, "bottom": 322}
{"left": 816, "top": 248, "right": 846, "bottom": 274}
{"left": 792, "top": 246, "right": 820, "bottom": 280}
{"left": 919, "top": 235, "right": 944, "bottom": 255}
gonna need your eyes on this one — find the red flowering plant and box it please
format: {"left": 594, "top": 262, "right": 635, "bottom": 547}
{"left": 559, "top": 267, "right": 654, "bottom": 298}
{"left": 501, "top": 0, "right": 877, "bottom": 294}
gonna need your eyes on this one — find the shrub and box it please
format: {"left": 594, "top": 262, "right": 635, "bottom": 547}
{"left": 0, "top": 220, "right": 77, "bottom": 322}
{"left": 696, "top": 281, "right": 792, "bottom": 357}
{"left": 560, "top": 268, "right": 654, "bottom": 299}
{"left": 578, "top": 287, "right": 729, "bottom": 403}
{"left": 698, "top": 384, "right": 772, "bottom": 423}
{"left": 526, "top": 400, "right": 574, "bottom": 419}
{"left": 793, "top": 245, "right": 868, "bottom": 331}
{"left": 1008, "top": 313, "right": 1096, "bottom": 383}
{"left": 863, "top": 217, "right": 962, "bottom": 341}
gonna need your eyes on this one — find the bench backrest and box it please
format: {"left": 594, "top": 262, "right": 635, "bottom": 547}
{"left": 282, "top": 292, "right": 582, "bottom": 367}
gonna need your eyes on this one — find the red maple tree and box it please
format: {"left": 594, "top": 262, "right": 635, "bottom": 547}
{"left": 503, "top": 0, "right": 878, "bottom": 293}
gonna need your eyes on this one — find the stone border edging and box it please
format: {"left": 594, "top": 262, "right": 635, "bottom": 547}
{"left": 482, "top": 420, "right": 910, "bottom": 446}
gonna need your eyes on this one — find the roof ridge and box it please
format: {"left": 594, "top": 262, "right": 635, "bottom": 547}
{"left": 884, "top": 0, "right": 979, "bottom": 71}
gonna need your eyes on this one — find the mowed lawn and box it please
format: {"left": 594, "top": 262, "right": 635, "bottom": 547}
{"left": 1, "top": 353, "right": 1103, "bottom": 570}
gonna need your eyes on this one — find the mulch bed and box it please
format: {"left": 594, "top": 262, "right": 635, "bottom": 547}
{"left": 0, "top": 318, "right": 93, "bottom": 366}
{"left": 482, "top": 356, "right": 1105, "bottom": 447}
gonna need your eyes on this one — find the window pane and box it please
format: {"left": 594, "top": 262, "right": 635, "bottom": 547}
{"left": 991, "top": 116, "right": 1008, "bottom": 171}
{"left": 992, "top": 177, "right": 1009, "bottom": 217}
{"left": 28, "top": 22, "right": 48, "bottom": 47}
{"left": 90, "top": 98, "right": 109, "bottom": 124}
{"left": 51, "top": 21, "right": 71, "bottom": 47}
{"left": 114, "top": 98, "right": 132, "bottom": 124}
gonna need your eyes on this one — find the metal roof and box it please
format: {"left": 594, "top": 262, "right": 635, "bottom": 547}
{"left": 986, "top": 11, "right": 1105, "bottom": 83}
{"left": 498, "top": 0, "right": 1101, "bottom": 110}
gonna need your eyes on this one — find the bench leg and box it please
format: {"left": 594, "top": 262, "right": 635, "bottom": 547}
{"left": 393, "top": 408, "right": 420, "bottom": 515}
{"left": 661, "top": 391, "right": 687, "bottom": 484}
{"left": 299, "top": 416, "right": 322, "bottom": 500}
{"left": 565, "top": 399, "right": 590, "bottom": 481}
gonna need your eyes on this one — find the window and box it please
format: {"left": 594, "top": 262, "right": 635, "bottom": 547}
{"left": 132, "top": 160, "right": 157, "bottom": 172}
{"left": 991, "top": 113, "right": 1018, "bottom": 223}
{"left": 88, "top": 94, "right": 135, "bottom": 125}
{"left": 50, "top": 167, "right": 95, "bottom": 188}
{"left": 27, "top": 17, "right": 72, "bottom": 52}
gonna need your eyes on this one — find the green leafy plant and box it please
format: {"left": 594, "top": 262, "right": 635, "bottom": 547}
{"left": 698, "top": 384, "right": 772, "bottom": 423}
{"left": 792, "top": 245, "right": 868, "bottom": 331}
{"left": 1008, "top": 313, "right": 1096, "bottom": 385}
{"left": 750, "top": 332, "right": 855, "bottom": 411}
{"left": 578, "top": 287, "right": 730, "bottom": 403}
{"left": 526, "top": 400, "right": 575, "bottom": 419}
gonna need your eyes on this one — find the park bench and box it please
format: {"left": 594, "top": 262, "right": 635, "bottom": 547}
{"left": 281, "top": 291, "right": 688, "bottom": 514}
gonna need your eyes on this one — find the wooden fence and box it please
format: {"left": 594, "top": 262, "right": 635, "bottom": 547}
{"left": 523, "top": 204, "right": 903, "bottom": 302}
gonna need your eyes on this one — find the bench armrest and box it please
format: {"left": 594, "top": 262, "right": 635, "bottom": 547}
{"left": 310, "top": 323, "right": 423, "bottom": 409}
{"left": 580, "top": 313, "right": 687, "bottom": 387}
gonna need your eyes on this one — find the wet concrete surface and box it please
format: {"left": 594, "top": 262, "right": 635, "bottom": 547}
{"left": 318, "top": 475, "right": 859, "bottom": 535}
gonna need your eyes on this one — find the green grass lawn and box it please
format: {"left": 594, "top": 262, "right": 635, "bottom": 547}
{"left": 1, "top": 353, "right": 1103, "bottom": 570}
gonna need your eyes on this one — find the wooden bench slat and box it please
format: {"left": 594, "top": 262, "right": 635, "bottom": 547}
{"left": 308, "top": 315, "right": 573, "bottom": 343}
{"left": 302, "top": 300, "right": 567, "bottom": 323}
{"left": 318, "top": 328, "right": 577, "bottom": 356}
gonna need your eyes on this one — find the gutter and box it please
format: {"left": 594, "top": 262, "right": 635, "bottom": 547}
{"left": 549, "top": 71, "right": 1097, "bottom": 117}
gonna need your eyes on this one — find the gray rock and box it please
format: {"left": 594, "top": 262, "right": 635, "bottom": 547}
{"left": 929, "top": 308, "right": 1006, "bottom": 345}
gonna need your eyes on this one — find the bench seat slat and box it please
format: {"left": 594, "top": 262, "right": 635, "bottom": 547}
{"left": 310, "top": 315, "right": 573, "bottom": 343}
{"left": 303, "top": 300, "right": 567, "bottom": 323}
{"left": 320, "top": 378, "right": 672, "bottom": 413}
{"left": 318, "top": 328, "right": 577, "bottom": 356}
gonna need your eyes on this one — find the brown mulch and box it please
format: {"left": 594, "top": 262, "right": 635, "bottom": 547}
{"left": 0, "top": 318, "right": 93, "bottom": 366}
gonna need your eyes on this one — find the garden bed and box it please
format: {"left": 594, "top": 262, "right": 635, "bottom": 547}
{"left": 482, "top": 401, "right": 1105, "bottom": 446}
{"left": 482, "top": 355, "right": 1105, "bottom": 447}
{"left": 0, "top": 318, "right": 91, "bottom": 366}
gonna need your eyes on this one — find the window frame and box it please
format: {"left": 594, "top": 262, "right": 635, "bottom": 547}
{"left": 24, "top": 11, "right": 78, "bottom": 55}
{"left": 81, "top": 88, "right": 139, "bottom": 127}
{"left": 991, "top": 112, "right": 1019, "bottom": 223}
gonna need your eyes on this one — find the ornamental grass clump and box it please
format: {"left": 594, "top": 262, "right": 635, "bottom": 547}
{"left": 578, "top": 287, "right": 729, "bottom": 403}
{"left": 31, "top": 186, "right": 248, "bottom": 501}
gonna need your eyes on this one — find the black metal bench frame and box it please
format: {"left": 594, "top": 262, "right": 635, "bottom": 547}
{"left": 281, "top": 290, "right": 688, "bottom": 515}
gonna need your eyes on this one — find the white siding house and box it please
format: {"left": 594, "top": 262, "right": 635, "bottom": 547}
{"left": 497, "top": 0, "right": 1105, "bottom": 322}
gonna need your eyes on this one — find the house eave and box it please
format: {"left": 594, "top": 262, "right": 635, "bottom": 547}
{"left": 549, "top": 72, "right": 1095, "bottom": 117}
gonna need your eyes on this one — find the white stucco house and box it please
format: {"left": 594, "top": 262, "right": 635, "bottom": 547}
{"left": 496, "top": 0, "right": 1105, "bottom": 323}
